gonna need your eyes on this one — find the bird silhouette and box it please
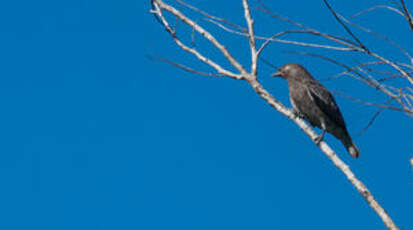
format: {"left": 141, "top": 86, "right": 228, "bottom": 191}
{"left": 272, "top": 63, "right": 360, "bottom": 158}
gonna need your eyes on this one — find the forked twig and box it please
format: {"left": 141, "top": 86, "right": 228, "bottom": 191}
{"left": 323, "top": 0, "right": 367, "bottom": 50}
{"left": 257, "top": 0, "right": 413, "bottom": 85}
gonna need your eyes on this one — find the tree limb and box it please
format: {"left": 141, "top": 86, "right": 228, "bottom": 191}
{"left": 242, "top": 0, "right": 258, "bottom": 77}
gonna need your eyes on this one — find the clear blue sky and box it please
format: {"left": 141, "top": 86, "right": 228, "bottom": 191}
{"left": 0, "top": 0, "right": 412, "bottom": 229}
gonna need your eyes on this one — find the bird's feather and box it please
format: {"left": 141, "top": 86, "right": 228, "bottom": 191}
{"left": 306, "top": 82, "right": 346, "bottom": 129}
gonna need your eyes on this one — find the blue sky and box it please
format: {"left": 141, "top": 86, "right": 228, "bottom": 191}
{"left": 0, "top": 0, "right": 412, "bottom": 229}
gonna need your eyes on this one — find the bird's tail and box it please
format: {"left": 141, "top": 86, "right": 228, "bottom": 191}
{"left": 342, "top": 136, "right": 360, "bottom": 158}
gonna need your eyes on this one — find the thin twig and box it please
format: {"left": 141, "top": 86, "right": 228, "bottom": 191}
{"left": 352, "top": 5, "right": 404, "bottom": 18}
{"left": 151, "top": 0, "right": 244, "bottom": 79}
{"left": 331, "top": 90, "right": 405, "bottom": 112}
{"left": 323, "top": 0, "right": 367, "bottom": 50}
{"left": 174, "top": 0, "right": 246, "bottom": 32}
{"left": 259, "top": 57, "right": 278, "bottom": 70}
{"left": 338, "top": 14, "right": 413, "bottom": 62}
{"left": 205, "top": 18, "right": 355, "bottom": 51}
{"left": 403, "top": 91, "right": 413, "bottom": 109}
{"left": 146, "top": 55, "right": 224, "bottom": 77}
{"left": 357, "top": 109, "right": 383, "bottom": 137}
{"left": 400, "top": 0, "right": 413, "bottom": 31}
{"left": 257, "top": 0, "right": 359, "bottom": 48}
{"left": 334, "top": 11, "right": 413, "bottom": 83}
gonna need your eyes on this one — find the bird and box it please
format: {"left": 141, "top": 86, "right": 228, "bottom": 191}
{"left": 271, "top": 63, "right": 360, "bottom": 158}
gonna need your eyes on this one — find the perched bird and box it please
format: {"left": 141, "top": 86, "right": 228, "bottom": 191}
{"left": 272, "top": 63, "right": 360, "bottom": 158}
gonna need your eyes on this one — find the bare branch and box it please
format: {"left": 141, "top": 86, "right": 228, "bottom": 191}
{"left": 400, "top": 0, "right": 413, "bottom": 31}
{"left": 403, "top": 93, "right": 413, "bottom": 109}
{"left": 331, "top": 90, "right": 407, "bottom": 112}
{"left": 368, "top": 52, "right": 413, "bottom": 85}
{"left": 348, "top": 62, "right": 413, "bottom": 83}
{"left": 205, "top": 18, "right": 356, "bottom": 52}
{"left": 338, "top": 14, "right": 413, "bottom": 62}
{"left": 152, "top": 0, "right": 248, "bottom": 76}
{"left": 351, "top": 2, "right": 412, "bottom": 32}
{"left": 333, "top": 10, "right": 413, "bottom": 83}
{"left": 257, "top": 31, "right": 290, "bottom": 57}
{"left": 257, "top": 1, "right": 359, "bottom": 48}
{"left": 323, "top": 0, "right": 367, "bottom": 50}
{"left": 242, "top": 0, "right": 258, "bottom": 77}
{"left": 356, "top": 98, "right": 392, "bottom": 136}
{"left": 206, "top": 16, "right": 351, "bottom": 57}
{"left": 151, "top": 0, "right": 243, "bottom": 79}
{"left": 146, "top": 55, "right": 224, "bottom": 77}
{"left": 259, "top": 0, "right": 413, "bottom": 85}
{"left": 352, "top": 5, "right": 404, "bottom": 18}
{"left": 284, "top": 51, "right": 367, "bottom": 80}
{"left": 203, "top": 18, "right": 246, "bottom": 36}
{"left": 259, "top": 56, "right": 279, "bottom": 70}
{"left": 357, "top": 109, "right": 383, "bottom": 136}
{"left": 258, "top": 30, "right": 356, "bottom": 54}
{"left": 174, "top": 0, "right": 246, "bottom": 33}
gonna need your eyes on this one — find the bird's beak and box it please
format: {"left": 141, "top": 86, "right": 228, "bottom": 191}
{"left": 271, "top": 71, "right": 282, "bottom": 77}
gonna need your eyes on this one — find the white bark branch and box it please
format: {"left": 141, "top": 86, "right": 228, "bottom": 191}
{"left": 151, "top": 1, "right": 241, "bottom": 79}
{"left": 242, "top": 0, "right": 258, "bottom": 77}
{"left": 153, "top": 0, "right": 248, "bottom": 76}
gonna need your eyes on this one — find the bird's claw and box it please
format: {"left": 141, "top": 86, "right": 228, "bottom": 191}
{"left": 290, "top": 108, "right": 304, "bottom": 119}
{"left": 314, "top": 129, "right": 326, "bottom": 145}
{"left": 314, "top": 135, "right": 323, "bottom": 145}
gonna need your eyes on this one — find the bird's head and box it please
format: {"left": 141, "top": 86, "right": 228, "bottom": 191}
{"left": 271, "top": 63, "right": 309, "bottom": 81}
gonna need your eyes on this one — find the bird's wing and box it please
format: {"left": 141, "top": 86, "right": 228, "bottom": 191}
{"left": 306, "top": 82, "right": 346, "bottom": 128}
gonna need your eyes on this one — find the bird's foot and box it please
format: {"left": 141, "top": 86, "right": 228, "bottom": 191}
{"left": 290, "top": 108, "right": 304, "bottom": 119}
{"left": 314, "top": 129, "right": 326, "bottom": 145}
{"left": 314, "top": 136, "right": 323, "bottom": 145}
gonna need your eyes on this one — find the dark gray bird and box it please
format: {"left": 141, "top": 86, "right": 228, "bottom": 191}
{"left": 272, "top": 63, "right": 360, "bottom": 158}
